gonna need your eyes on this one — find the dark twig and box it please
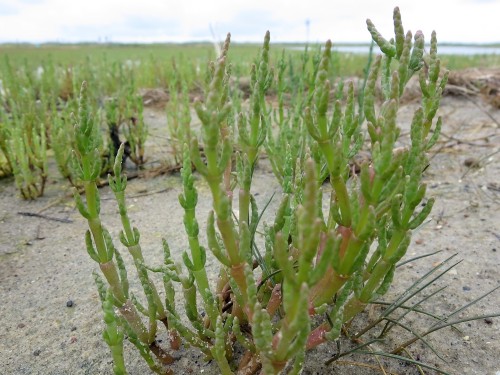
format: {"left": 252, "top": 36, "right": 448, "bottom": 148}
{"left": 100, "top": 188, "right": 172, "bottom": 201}
{"left": 438, "top": 130, "right": 497, "bottom": 147}
{"left": 462, "top": 94, "right": 500, "bottom": 127}
{"left": 17, "top": 211, "right": 72, "bottom": 223}
{"left": 461, "top": 148, "right": 500, "bottom": 179}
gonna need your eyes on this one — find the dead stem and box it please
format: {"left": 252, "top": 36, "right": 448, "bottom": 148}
{"left": 237, "top": 351, "right": 262, "bottom": 375}
{"left": 149, "top": 340, "right": 175, "bottom": 365}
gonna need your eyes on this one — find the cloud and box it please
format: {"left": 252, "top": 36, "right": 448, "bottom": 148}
{"left": 58, "top": 15, "right": 183, "bottom": 42}
{"left": 0, "top": 0, "right": 499, "bottom": 43}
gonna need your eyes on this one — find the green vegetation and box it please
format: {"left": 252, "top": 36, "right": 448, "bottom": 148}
{"left": 65, "top": 7, "right": 500, "bottom": 375}
{"left": 440, "top": 53, "right": 500, "bottom": 70}
{"left": 1, "top": 6, "right": 499, "bottom": 375}
{"left": 0, "top": 41, "right": 498, "bottom": 85}
{"left": 0, "top": 20, "right": 498, "bottom": 198}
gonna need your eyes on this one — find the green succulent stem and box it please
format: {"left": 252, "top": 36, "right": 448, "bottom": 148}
{"left": 102, "top": 290, "right": 127, "bottom": 375}
{"left": 82, "top": 181, "right": 127, "bottom": 305}
{"left": 114, "top": 191, "right": 136, "bottom": 244}
{"left": 343, "top": 262, "right": 394, "bottom": 322}
{"left": 239, "top": 188, "right": 250, "bottom": 229}
{"left": 360, "top": 261, "right": 391, "bottom": 301}
{"left": 384, "top": 229, "right": 406, "bottom": 260}
{"left": 320, "top": 146, "right": 352, "bottom": 226}
{"left": 341, "top": 297, "right": 367, "bottom": 324}
{"left": 183, "top": 202, "right": 218, "bottom": 324}
{"left": 310, "top": 269, "right": 349, "bottom": 308}
{"left": 110, "top": 146, "right": 172, "bottom": 326}
{"left": 99, "top": 261, "right": 126, "bottom": 304}
{"left": 86, "top": 217, "right": 108, "bottom": 262}
{"left": 109, "top": 345, "right": 127, "bottom": 375}
{"left": 337, "top": 235, "right": 365, "bottom": 275}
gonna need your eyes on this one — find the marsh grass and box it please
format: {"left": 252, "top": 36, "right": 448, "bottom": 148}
{"left": 324, "top": 252, "right": 500, "bottom": 374}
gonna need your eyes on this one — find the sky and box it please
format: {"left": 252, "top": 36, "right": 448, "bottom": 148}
{"left": 0, "top": 0, "right": 499, "bottom": 44}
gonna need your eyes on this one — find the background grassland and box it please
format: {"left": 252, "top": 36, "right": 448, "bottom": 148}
{"left": 1, "top": 42, "right": 498, "bottom": 82}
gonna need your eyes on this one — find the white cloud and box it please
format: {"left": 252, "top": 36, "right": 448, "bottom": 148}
{"left": 0, "top": 0, "right": 499, "bottom": 43}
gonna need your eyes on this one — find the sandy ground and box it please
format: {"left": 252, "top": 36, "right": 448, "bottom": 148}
{"left": 1, "top": 94, "right": 499, "bottom": 375}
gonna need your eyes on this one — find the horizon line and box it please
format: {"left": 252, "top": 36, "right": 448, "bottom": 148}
{"left": 1, "top": 40, "right": 500, "bottom": 47}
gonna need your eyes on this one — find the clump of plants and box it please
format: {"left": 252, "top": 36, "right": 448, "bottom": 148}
{"left": 72, "top": 8, "right": 497, "bottom": 375}
{"left": 0, "top": 48, "right": 154, "bottom": 198}
{"left": 0, "top": 92, "right": 48, "bottom": 199}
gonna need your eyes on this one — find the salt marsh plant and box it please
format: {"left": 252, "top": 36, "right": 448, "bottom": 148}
{"left": 0, "top": 45, "right": 154, "bottom": 198}
{"left": 103, "top": 76, "right": 149, "bottom": 169}
{"left": 166, "top": 69, "right": 192, "bottom": 164}
{"left": 71, "top": 8, "right": 497, "bottom": 375}
{"left": 123, "top": 84, "right": 148, "bottom": 167}
{"left": 0, "top": 94, "right": 48, "bottom": 199}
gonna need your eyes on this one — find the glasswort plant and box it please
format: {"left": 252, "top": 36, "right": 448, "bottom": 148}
{"left": 70, "top": 8, "right": 488, "bottom": 375}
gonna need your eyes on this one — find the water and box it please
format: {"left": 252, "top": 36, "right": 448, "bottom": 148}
{"left": 331, "top": 44, "right": 500, "bottom": 55}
